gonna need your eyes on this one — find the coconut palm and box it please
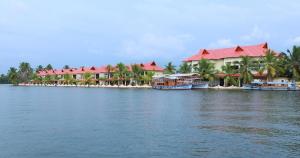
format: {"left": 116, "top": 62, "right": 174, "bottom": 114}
{"left": 63, "top": 74, "right": 72, "bottom": 84}
{"left": 63, "top": 65, "right": 70, "bottom": 69}
{"left": 45, "top": 64, "right": 53, "bottom": 70}
{"left": 286, "top": 46, "right": 300, "bottom": 80}
{"left": 179, "top": 62, "right": 192, "bottom": 73}
{"left": 164, "top": 62, "right": 176, "bottom": 74}
{"left": 36, "top": 65, "right": 44, "bottom": 73}
{"left": 115, "top": 63, "right": 128, "bottom": 85}
{"left": 193, "top": 59, "right": 215, "bottom": 81}
{"left": 239, "top": 56, "right": 253, "bottom": 84}
{"left": 131, "top": 64, "right": 143, "bottom": 85}
{"left": 43, "top": 75, "right": 52, "bottom": 84}
{"left": 32, "top": 73, "right": 43, "bottom": 84}
{"left": 221, "top": 63, "right": 238, "bottom": 87}
{"left": 259, "top": 50, "right": 281, "bottom": 82}
{"left": 18, "top": 62, "right": 33, "bottom": 83}
{"left": 7, "top": 67, "right": 19, "bottom": 85}
{"left": 83, "top": 72, "right": 94, "bottom": 85}
{"left": 142, "top": 71, "right": 155, "bottom": 85}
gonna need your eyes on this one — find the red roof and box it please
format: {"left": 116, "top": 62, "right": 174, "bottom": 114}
{"left": 37, "top": 61, "right": 163, "bottom": 76}
{"left": 184, "top": 43, "right": 269, "bottom": 62}
{"left": 140, "top": 61, "right": 164, "bottom": 72}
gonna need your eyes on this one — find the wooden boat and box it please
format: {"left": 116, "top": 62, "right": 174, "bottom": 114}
{"left": 243, "top": 80, "right": 298, "bottom": 91}
{"left": 152, "top": 74, "right": 193, "bottom": 90}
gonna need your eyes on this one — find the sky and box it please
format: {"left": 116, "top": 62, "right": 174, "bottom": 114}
{"left": 1, "top": 0, "right": 300, "bottom": 73}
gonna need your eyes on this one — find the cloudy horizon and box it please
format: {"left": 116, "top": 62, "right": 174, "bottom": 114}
{"left": 1, "top": 0, "right": 300, "bottom": 73}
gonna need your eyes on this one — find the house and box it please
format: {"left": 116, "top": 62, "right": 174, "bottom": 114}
{"left": 37, "top": 61, "right": 164, "bottom": 85}
{"left": 184, "top": 43, "right": 270, "bottom": 72}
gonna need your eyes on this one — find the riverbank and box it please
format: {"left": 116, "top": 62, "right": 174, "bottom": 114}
{"left": 18, "top": 83, "right": 246, "bottom": 90}
{"left": 18, "top": 83, "right": 152, "bottom": 89}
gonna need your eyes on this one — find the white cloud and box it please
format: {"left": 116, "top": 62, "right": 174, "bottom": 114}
{"left": 208, "top": 39, "right": 235, "bottom": 48}
{"left": 119, "top": 33, "right": 193, "bottom": 60}
{"left": 241, "top": 26, "right": 270, "bottom": 41}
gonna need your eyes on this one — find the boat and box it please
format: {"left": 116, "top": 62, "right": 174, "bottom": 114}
{"left": 243, "top": 80, "right": 298, "bottom": 91}
{"left": 191, "top": 79, "right": 209, "bottom": 89}
{"left": 152, "top": 74, "right": 193, "bottom": 90}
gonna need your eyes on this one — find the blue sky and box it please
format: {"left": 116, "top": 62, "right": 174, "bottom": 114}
{"left": 1, "top": 0, "right": 300, "bottom": 73}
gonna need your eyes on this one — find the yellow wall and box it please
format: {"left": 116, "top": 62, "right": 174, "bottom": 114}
{"left": 187, "top": 57, "right": 261, "bottom": 72}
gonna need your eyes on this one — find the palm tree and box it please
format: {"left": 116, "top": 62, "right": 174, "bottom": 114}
{"left": 259, "top": 50, "right": 281, "bottom": 82}
{"left": 18, "top": 62, "right": 33, "bottom": 83}
{"left": 105, "top": 64, "right": 114, "bottom": 85}
{"left": 43, "top": 75, "right": 52, "bottom": 84}
{"left": 63, "top": 74, "right": 72, "bottom": 85}
{"left": 221, "top": 63, "right": 238, "bottom": 87}
{"left": 45, "top": 64, "right": 53, "bottom": 70}
{"left": 179, "top": 62, "right": 192, "bottom": 73}
{"left": 131, "top": 64, "right": 143, "bottom": 85}
{"left": 164, "top": 62, "right": 176, "bottom": 74}
{"left": 7, "top": 67, "right": 19, "bottom": 85}
{"left": 83, "top": 72, "right": 94, "bottom": 85}
{"left": 32, "top": 73, "right": 43, "bottom": 84}
{"left": 142, "top": 71, "right": 155, "bottom": 85}
{"left": 63, "top": 65, "right": 70, "bottom": 69}
{"left": 239, "top": 56, "right": 253, "bottom": 84}
{"left": 36, "top": 65, "right": 44, "bottom": 72}
{"left": 286, "top": 46, "right": 300, "bottom": 80}
{"left": 115, "top": 63, "right": 128, "bottom": 85}
{"left": 193, "top": 59, "right": 215, "bottom": 81}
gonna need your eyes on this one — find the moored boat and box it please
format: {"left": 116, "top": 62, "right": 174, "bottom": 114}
{"left": 192, "top": 79, "right": 209, "bottom": 89}
{"left": 243, "top": 80, "right": 298, "bottom": 91}
{"left": 152, "top": 74, "right": 193, "bottom": 90}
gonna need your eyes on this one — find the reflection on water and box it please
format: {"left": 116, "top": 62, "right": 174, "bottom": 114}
{"left": 0, "top": 85, "right": 300, "bottom": 158}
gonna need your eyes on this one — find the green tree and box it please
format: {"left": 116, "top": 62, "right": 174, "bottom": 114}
{"left": 239, "top": 56, "right": 253, "bottom": 84}
{"left": 193, "top": 59, "right": 215, "bottom": 81}
{"left": 286, "top": 46, "right": 300, "bottom": 80}
{"left": 221, "top": 63, "right": 238, "bottom": 86}
{"left": 63, "top": 65, "right": 70, "bottom": 69}
{"left": 106, "top": 64, "right": 114, "bottom": 85}
{"left": 115, "top": 63, "right": 128, "bottom": 85}
{"left": 179, "top": 62, "right": 192, "bottom": 73}
{"left": 83, "top": 72, "right": 94, "bottom": 85}
{"left": 18, "top": 62, "right": 33, "bottom": 83}
{"left": 164, "top": 62, "right": 176, "bottom": 74}
{"left": 142, "top": 71, "right": 154, "bottom": 85}
{"left": 32, "top": 73, "right": 43, "bottom": 84}
{"left": 36, "top": 65, "right": 44, "bottom": 72}
{"left": 7, "top": 67, "right": 19, "bottom": 85}
{"left": 259, "top": 50, "right": 282, "bottom": 82}
{"left": 45, "top": 64, "right": 53, "bottom": 70}
{"left": 131, "top": 64, "right": 143, "bottom": 85}
{"left": 0, "top": 74, "right": 9, "bottom": 84}
{"left": 63, "top": 74, "right": 72, "bottom": 84}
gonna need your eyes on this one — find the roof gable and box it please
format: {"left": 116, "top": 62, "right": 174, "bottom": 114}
{"left": 184, "top": 42, "right": 270, "bottom": 61}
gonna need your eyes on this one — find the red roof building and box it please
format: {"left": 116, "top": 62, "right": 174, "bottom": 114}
{"left": 183, "top": 42, "right": 272, "bottom": 71}
{"left": 37, "top": 61, "right": 164, "bottom": 78}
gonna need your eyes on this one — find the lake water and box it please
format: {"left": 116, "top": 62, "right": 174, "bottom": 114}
{"left": 0, "top": 85, "right": 300, "bottom": 158}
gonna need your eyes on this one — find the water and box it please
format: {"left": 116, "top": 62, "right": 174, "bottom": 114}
{"left": 0, "top": 85, "right": 299, "bottom": 158}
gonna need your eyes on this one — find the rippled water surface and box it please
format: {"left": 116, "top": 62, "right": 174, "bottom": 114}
{"left": 0, "top": 85, "right": 300, "bottom": 158}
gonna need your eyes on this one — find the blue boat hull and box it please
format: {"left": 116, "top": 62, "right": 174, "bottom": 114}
{"left": 192, "top": 83, "right": 209, "bottom": 89}
{"left": 152, "top": 84, "right": 192, "bottom": 90}
{"left": 243, "top": 86, "right": 298, "bottom": 91}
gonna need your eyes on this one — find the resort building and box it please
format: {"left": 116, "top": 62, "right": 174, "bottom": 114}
{"left": 184, "top": 42, "right": 270, "bottom": 72}
{"left": 37, "top": 61, "right": 163, "bottom": 85}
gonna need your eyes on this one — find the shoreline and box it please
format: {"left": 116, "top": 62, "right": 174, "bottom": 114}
{"left": 18, "top": 83, "right": 152, "bottom": 89}
{"left": 17, "top": 83, "right": 244, "bottom": 90}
